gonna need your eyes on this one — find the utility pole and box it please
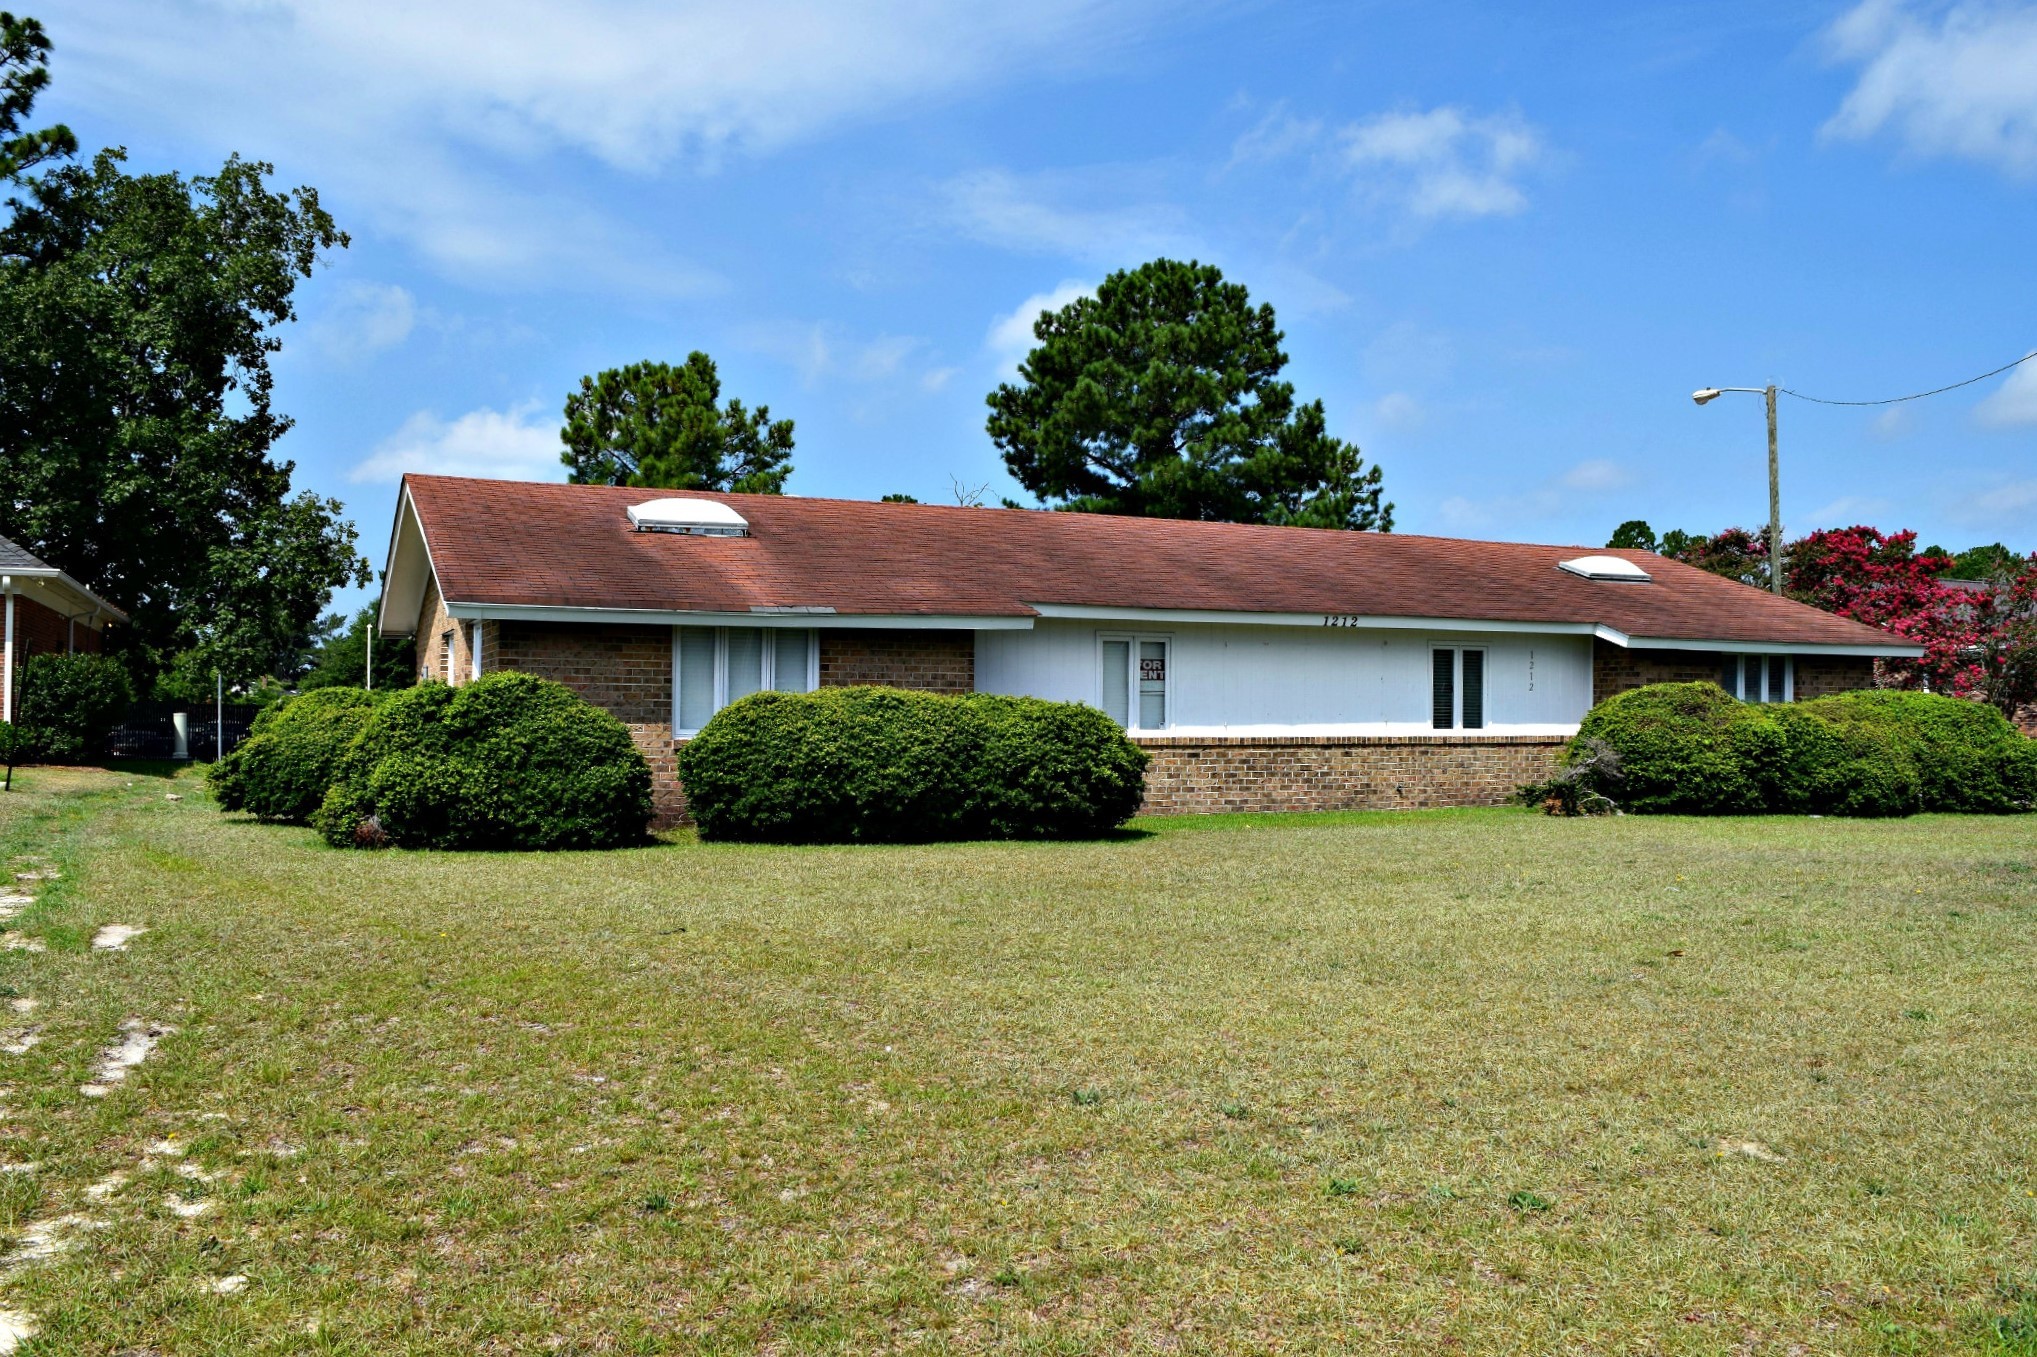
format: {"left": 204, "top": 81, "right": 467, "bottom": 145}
{"left": 1764, "top": 384, "right": 1782, "bottom": 596}
{"left": 1692, "top": 384, "right": 1786, "bottom": 595}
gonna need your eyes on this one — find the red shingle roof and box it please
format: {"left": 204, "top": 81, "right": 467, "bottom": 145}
{"left": 401, "top": 475, "right": 1914, "bottom": 650}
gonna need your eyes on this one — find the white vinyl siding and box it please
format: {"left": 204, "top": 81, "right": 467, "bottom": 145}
{"left": 977, "top": 621, "right": 1591, "bottom": 735}
{"left": 672, "top": 626, "right": 817, "bottom": 735}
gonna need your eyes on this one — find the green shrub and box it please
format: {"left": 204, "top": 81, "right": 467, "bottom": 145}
{"left": 1796, "top": 690, "right": 2031, "bottom": 814}
{"left": 208, "top": 686, "right": 384, "bottom": 824}
{"left": 1557, "top": 681, "right": 2035, "bottom": 818}
{"left": 3, "top": 653, "right": 133, "bottom": 763}
{"left": 1569, "top": 683, "right": 1776, "bottom": 814}
{"left": 1764, "top": 704, "right": 1920, "bottom": 817}
{"left": 313, "top": 672, "right": 653, "bottom": 851}
{"left": 676, "top": 686, "right": 1149, "bottom": 843}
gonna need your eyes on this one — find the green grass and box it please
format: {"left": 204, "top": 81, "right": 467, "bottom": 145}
{"left": 0, "top": 764, "right": 2032, "bottom": 1353}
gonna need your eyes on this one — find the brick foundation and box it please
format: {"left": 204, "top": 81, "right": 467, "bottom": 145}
{"left": 1134, "top": 735, "right": 1567, "bottom": 816}
{"left": 819, "top": 630, "right": 973, "bottom": 693}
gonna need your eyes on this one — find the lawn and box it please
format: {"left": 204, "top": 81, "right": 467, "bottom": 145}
{"left": 0, "top": 766, "right": 2033, "bottom": 1354}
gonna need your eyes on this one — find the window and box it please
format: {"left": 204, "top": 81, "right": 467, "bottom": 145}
{"left": 1718, "top": 653, "right": 1792, "bottom": 703}
{"left": 672, "top": 627, "right": 815, "bottom": 733}
{"left": 1430, "top": 647, "right": 1487, "bottom": 730}
{"left": 1100, "top": 635, "right": 1169, "bottom": 731}
{"left": 441, "top": 630, "right": 455, "bottom": 685}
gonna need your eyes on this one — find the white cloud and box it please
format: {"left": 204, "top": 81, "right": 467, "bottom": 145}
{"left": 1807, "top": 494, "right": 1895, "bottom": 523}
{"left": 1823, "top": 0, "right": 2037, "bottom": 176}
{"left": 1226, "top": 103, "right": 1325, "bottom": 170}
{"left": 1945, "top": 477, "right": 2037, "bottom": 527}
{"left": 941, "top": 169, "right": 1195, "bottom": 261}
{"left": 58, "top": 1, "right": 1176, "bottom": 287}
{"left": 1434, "top": 457, "right": 1637, "bottom": 533}
{"left": 986, "top": 280, "right": 1093, "bottom": 366}
{"left": 351, "top": 401, "right": 561, "bottom": 484}
{"left": 737, "top": 321, "right": 942, "bottom": 389}
{"left": 1869, "top": 406, "right": 1912, "bottom": 440}
{"left": 1976, "top": 352, "right": 2037, "bottom": 426}
{"left": 305, "top": 282, "right": 416, "bottom": 360}
{"left": 1558, "top": 458, "right": 1635, "bottom": 492}
{"left": 1372, "top": 392, "right": 1424, "bottom": 430}
{"left": 1338, "top": 106, "right": 1546, "bottom": 219}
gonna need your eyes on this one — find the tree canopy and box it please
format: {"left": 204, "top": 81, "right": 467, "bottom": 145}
{"left": 986, "top": 259, "right": 1391, "bottom": 531}
{"left": 1610, "top": 519, "right": 2037, "bottom": 717}
{"left": 0, "top": 25, "right": 365, "bottom": 696}
{"left": 560, "top": 354, "right": 793, "bottom": 494}
{"left": 0, "top": 12, "right": 72, "bottom": 182}
{"left": 299, "top": 604, "right": 417, "bottom": 692}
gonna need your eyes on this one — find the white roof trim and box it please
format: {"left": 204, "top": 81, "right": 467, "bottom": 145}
{"left": 1623, "top": 635, "right": 1924, "bottom": 657}
{"left": 441, "top": 602, "right": 1034, "bottom": 630}
{"left": 1030, "top": 604, "right": 1920, "bottom": 655}
{"left": 0, "top": 567, "right": 127, "bottom": 625}
{"left": 377, "top": 484, "right": 440, "bottom": 635}
{"left": 1030, "top": 603, "right": 1609, "bottom": 636}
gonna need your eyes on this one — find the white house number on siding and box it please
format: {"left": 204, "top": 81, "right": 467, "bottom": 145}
{"left": 1528, "top": 648, "right": 1536, "bottom": 692}
{"left": 1322, "top": 614, "right": 1366, "bottom": 627}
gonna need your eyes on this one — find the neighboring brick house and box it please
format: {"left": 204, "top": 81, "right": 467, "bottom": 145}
{"left": 378, "top": 477, "right": 1920, "bottom": 825}
{"left": 1, "top": 534, "right": 127, "bottom": 726}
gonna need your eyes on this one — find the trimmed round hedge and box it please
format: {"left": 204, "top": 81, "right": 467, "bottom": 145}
{"left": 1565, "top": 681, "right": 2035, "bottom": 817}
{"left": 677, "top": 686, "right": 1150, "bottom": 842}
{"left": 312, "top": 672, "right": 654, "bottom": 850}
{"left": 208, "top": 686, "right": 385, "bottom": 823}
{"left": 2, "top": 653, "right": 132, "bottom": 764}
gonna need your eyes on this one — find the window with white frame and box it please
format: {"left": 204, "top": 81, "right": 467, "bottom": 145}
{"left": 673, "top": 626, "right": 816, "bottom": 733}
{"left": 1099, "top": 635, "right": 1169, "bottom": 731}
{"left": 1719, "top": 653, "right": 1792, "bottom": 703}
{"left": 440, "top": 630, "right": 455, "bottom": 685}
{"left": 1430, "top": 646, "right": 1486, "bottom": 731}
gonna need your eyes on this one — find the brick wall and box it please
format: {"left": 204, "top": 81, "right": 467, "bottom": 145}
{"left": 7, "top": 593, "right": 105, "bottom": 658}
{"left": 1591, "top": 639, "right": 1726, "bottom": 699}
{"left": 1592, "top": 638, "right": 1873, "bottom": 703}
{"left": 1134, "top": 735, "right": 1567, "bottom": 816}
{"left": 415, "top": 577, "right": 470, "bottom": 685}
{"left": 818, "top": 629, "right": 973, "bottom": 693}
{"left": 1793, "top": 654, "right": 1876, "bottom": 698}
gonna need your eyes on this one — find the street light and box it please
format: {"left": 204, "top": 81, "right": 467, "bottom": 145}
{"left": 1690, "top": 383, "right": 1782, "bottom": 596}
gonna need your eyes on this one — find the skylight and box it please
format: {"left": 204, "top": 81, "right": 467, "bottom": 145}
{"left": 626, "top": 498, "right": 749, "bottom": 537}
{"left": 1557, "top": 554, "right": 1652, "bottom": 583}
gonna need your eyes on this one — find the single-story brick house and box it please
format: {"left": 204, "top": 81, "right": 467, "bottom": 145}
{"left": 378, "top": 475, "right": 1924, "bottom": 823}
{"left": 1, "top": 534, "right": 127, "bottom": 725}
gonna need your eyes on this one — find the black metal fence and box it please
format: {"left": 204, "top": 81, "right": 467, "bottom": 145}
{"left": 104, "top": 701, "right": 262, "bottom": 761}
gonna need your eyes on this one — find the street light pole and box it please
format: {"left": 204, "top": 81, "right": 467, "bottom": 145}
{"left": 1692, "top": 384, "right": 1785, "bottom": 596}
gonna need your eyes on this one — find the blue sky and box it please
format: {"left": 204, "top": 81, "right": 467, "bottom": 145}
{"left": 38, "top": 0, "right": 2037, "bottom": 613}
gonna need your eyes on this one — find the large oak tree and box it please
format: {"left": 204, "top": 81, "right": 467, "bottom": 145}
{"left": 0, "top": 19, "right": 365, "bottom": 695}
{"left": 987, "top": 259, "right": 1391, "bottom": 531}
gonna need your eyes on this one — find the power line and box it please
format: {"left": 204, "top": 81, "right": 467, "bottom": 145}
{"left": 1778, "top": 349, "right": 2037, "bottom": 407}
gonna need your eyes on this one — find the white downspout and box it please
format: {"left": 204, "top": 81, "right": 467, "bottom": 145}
{"left": 2, "top": 580, "right": 12, "bottom": 725}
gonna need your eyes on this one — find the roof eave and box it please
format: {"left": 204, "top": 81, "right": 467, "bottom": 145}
{"left": 0, "top": 566, "right": 129, "bottom": 625}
